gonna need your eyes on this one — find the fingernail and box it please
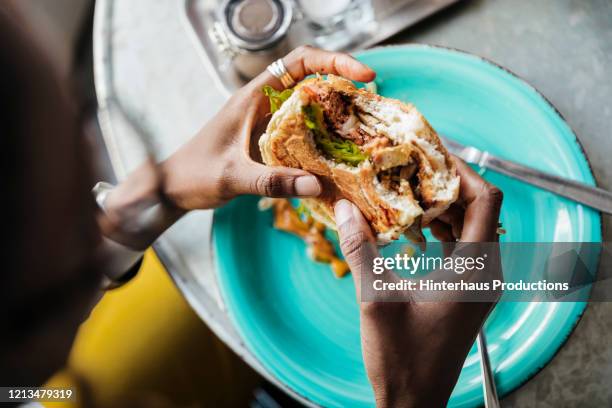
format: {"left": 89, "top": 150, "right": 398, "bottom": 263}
{"left": 295, "top": 176, "right": 321, "bottom": 197}
{"left": 334, "top": 199, "right": 354, "bottom": 226}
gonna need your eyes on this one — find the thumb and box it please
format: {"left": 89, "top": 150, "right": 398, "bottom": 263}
{"left": 236, "top": 163, "right": 322, "bottom": 198}
{"left": 334, "top": 199, "right": 378, "bottom": 299}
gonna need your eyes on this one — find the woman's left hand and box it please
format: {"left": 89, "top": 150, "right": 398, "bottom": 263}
{"left": 334, "top": 157, "right": 503, "bottom": 407}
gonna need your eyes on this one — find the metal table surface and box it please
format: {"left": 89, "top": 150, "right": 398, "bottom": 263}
{"left": 93, "top": 0, "right": 612, "bottom": 406}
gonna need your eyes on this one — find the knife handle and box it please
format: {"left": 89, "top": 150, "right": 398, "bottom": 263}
{"left": 484, "top": 155, "right": 612, "bottom": 215}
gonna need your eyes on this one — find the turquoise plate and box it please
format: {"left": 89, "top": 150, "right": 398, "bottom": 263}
{"left": 213, "top": 45, "right": 602, "bottom": 407}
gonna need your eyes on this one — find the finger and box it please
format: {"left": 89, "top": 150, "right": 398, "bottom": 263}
{"left": 460, "top": 189, "right": 503, "bottom": 242}
{"left": 428, "top": 220, "right": 456, "bottom": 258}
{"left": 233, "top": 163, "right": 322, "bottom": 198}
{"left": 451, "top": 156, "right": 503, "bottom": 242}
{"left": 436, "top": 204, "right": 464, "bottom": 240}
{"left": 285, "top": 46, "right": 376, "bottom": 82}
{"left": 452, "top": 155, "right": 493, "bottom": 205}
{"left": 252, "top": 45, "right": 376, "bottom": 90}
{"left": 428, "top": 219, "right": 455, "bottom": 242}
{"left": 334, "top": 199, "right": 378, "bottom": 300}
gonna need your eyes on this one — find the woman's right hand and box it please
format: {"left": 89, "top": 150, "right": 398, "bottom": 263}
{"left": 158, "top": 45, "right": 375, "bottom": 211}
{"left": 101, "top": 46, "right": 375, "bottom": 249}
{"left": 334, "top": 156, "right": 503, "bottom": 407}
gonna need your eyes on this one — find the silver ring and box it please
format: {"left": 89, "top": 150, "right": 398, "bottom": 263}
{"left": 266, "top": 59, "right": 296, "bottom": 89}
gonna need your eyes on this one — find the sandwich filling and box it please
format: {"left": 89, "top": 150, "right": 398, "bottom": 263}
{"left": 302, "top": 103, "right": 368, "bottom": 166}
{"left": 300, "top": 83, "right": 427, "bottom": 209}
{"left": 261, "top": 75, "right": 460, "bottom": 243}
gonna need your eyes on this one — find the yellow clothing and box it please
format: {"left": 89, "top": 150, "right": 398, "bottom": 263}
{"left": 45, "top": 250, "right": 260, "bottom": 407}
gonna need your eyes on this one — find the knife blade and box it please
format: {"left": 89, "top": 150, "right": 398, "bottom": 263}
{"left": 440, "top": 135, "right": 612, "bottom": 215}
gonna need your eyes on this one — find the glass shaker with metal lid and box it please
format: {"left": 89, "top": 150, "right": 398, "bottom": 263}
{"left": 211, "top": 0, "right": 293, "bottom": 79}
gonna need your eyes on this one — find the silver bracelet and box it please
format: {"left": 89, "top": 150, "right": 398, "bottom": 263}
{"left": 93, "top": 182, "right": 146, "bottom": 288}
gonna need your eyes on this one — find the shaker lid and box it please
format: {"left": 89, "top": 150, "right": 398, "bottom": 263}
{"left": 220, "top": 0, "right": 292, "bottom": 51}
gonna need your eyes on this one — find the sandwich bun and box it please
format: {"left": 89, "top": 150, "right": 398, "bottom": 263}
{"left": 259, "top": 75, "right": 459, "bottom": 244}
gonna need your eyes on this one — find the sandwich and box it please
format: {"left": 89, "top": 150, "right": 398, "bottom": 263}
{"left": 259, "top": 75, "right": 460, "bottom": 243}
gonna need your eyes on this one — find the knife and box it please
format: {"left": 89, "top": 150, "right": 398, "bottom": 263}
{"left": 440, "top": 135, "right": 612, "bottom": 215}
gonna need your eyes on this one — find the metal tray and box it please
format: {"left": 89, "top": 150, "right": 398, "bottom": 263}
{"left": 182, "top": 0, "right": 460, "bottom": 95}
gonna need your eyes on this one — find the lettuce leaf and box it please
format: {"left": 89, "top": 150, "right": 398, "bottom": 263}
{"left": 302, "top": 104, "right": 367, "bottom": 166}
{"left": 295, "top": 200, "right": 311, "bottom": 220}
{"left": 263, "top": 85, "right": 294, "bottom": 114}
